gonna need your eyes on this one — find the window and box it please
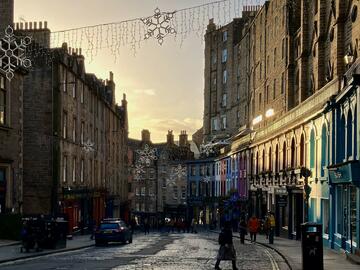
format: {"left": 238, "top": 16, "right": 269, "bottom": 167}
{"left": 80, "top": 82, "right": 84, "bottom": 103}
{"left": 62, "top": 67, "right": 67, "bottom": 92}
{"left": 259, "top": 93, "right": 262, "bottom": 107}
{"left": 191, "top": 165, "right": 196, "bottom": 176}
{"left": 211, "top": 117, "right": 218, "bottom": 131}
{"left": 141, "top": 187, "right": 145, "bottom": 196}
{"left": 221, "top": 116, "right": 227, "bottom": 130}
{"left": 281, "top": 72, "right": 285, "bottom": 94}
{"left": 237, "top": 87, "right": 240, "bottom": 100}
{"left": 80, "top": 159, "right": 84, "bottom": 183}
{"left": 63, "top": 156, "right": 67, "bottom": 182}
{"left": 136, "top": 203, "right": 140, "bottom": 211}
{"left": 274, "top": 48, "right": 277, "bottom": 67}
{"left": 282, "top": 38, "right": 285, "bottom": 59}
{"left": 223, "top": 70, "right": 227, "bottom": 84}
{"left": 300, "top": 134, "right": 305, "bottom": 166}
{"left": 81, "top": 121, "right": 84, "bottom": 144}
{"left": 135, "top": 187, "right": 140, "bottom": 196}
{"left": 266, "top": 86, "right": 269, "bottom": 103}
{"left": 181, "top": 187, "right": 186, "bottom": 199}
{"left": 291, "top": 138, "right": 296, "bottom": 168}
{"left": 173, "top": 186, "right": 178, "bottom": 199}
{"left": 72, "top": 157, "right": 76, "bottom": 182}
{"left": 223, "top": 31, "right": 228, "bottom": 41}
{"left": 72, "top": 117, "right": 76, "bottom": 142}
{"left": 310, "top": 129, "right": 315, "bottom": 169}
{"left": 347, "top": 110, "right": 353, "bottom": 158}
{"left": 222, "top": 49, "right": 227, "bottom": 63}
{"left": 212, "top": 51, "right": 217, "bottom": 64}
{"left": 237, "top": 110, "right": 240, "bottom": 121}
{"left": 321, "top": 125, "right": 327, "bottom": 177}
{"left": 222, "top": 93, "right": 227, "bottom": 107}
{"left": 63, "top": 111, "right": 68, "bottom": 139}
{"left": 0, "top": 87, "right": 6, "bottom": 125}
{"left": 273, "top": 79, "right": 276, "bottom": 99}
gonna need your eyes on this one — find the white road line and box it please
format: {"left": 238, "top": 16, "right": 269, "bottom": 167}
{"left": 264, "top": 248, "right": 280, "bottom": 270}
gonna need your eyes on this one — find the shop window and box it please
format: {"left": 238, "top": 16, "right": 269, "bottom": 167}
{"left": 347, "top": 110, "right": 353, "bottom": 158}
{"left": 322, "top": 199, "right": 329, "bottom": 235}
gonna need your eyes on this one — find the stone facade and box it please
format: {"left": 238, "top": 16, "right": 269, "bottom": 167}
{"left": 129, "top": 130, "right": 193, "bottom": 226}
{"left": 21, "top": 28, "right": 128, "bottom": 230}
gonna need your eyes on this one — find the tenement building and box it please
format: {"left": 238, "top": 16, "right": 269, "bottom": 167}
{"left": 129, "top": 130, "right": 193, "bottom": 227}
{"left": 200, "top": 0, "right": 360, "bottom": 255}
{"left": 19, "top": 24, "right": 129, "bottom": 232}
{"left": 0, "top": 0, "right": 25, "bottom": 215}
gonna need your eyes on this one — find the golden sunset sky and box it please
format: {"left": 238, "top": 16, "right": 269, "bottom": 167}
{"left": 15, "top": 0, "right": 209, "bottom": 142}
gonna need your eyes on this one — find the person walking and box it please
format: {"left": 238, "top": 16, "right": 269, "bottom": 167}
{"left": 144, "top": 219, "right": 150, "bottom": 235}
{"left": 214, "top": 222, "right": 238, "bottom": 270}
{"left": 266, "top": 212, "right": 276, "bottom": 244}
{"left": 247, "top": 215, "right": 260, "bottom": 242}
{"left": 238, "top": 217, "right": 247, "bottom": 244}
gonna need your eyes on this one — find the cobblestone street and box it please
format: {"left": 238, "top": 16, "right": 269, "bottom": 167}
{"left": 0, "top": 232, "right": 289, "bottom": 270}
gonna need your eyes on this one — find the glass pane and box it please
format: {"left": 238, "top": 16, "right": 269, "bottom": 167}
{"left": 0, "top": 169, "right": 5, "bottom": 182}
{"left": 350, "top": 186, "right": 357, "bottom": 244}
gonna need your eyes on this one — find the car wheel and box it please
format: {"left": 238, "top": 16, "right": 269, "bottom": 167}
{"left": 129, "top": 237, "right": 133, "bottom": 244}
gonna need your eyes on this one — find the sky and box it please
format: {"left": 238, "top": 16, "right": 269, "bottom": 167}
{"left": 14, "top": 0, "right": 213, "bottom": 142}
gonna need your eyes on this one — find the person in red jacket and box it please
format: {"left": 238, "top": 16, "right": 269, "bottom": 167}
{"left": 247, "top": 215, "right": 260, "bottom": 242}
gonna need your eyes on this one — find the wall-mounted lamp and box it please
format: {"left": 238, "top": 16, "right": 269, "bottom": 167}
{"left": 265, "top": 108, "right": 275, "bottom": 118}
{"left": 344, "top": 45, "right": 354, "bottom": 65}
{"left": 252, "top": 115, "right": 263, "bottom": 126}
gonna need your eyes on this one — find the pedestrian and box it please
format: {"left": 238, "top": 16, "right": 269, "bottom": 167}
{"left": 90, "top": 219, "right": 96, "bottom": 240}
{"left": 263, "top": 212, "right": 270, "bottom": 239}
{"left": 144, "top": 219, "right": 150, "bottom": 235}
{"left": 214, "top": 222, "right": 238, "bottom": 270}
{"left": 247, "top": 215, "right": 260, "bottom": 242}
{"left": 266, "top": 211, "right": 276, "bottom": 244}
{"left": 130, "top": 218, "right": 136, "bottom": 234}
{"left": 238, "top": 217, "right": 247, "bottom": 244}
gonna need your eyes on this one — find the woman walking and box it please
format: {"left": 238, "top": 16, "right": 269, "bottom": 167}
{"left": 238, "top": 217, "right": 247, "bottom": 244}
{"left": 248, "top": 215, "right": 260, "bottom": 242}
{"left": 215, "top": 222, "right": 238, "bottom": 270}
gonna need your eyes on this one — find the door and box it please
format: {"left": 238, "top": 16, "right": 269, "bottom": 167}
{"left": 0, "top": 168, "right": 6, "bottom": 213}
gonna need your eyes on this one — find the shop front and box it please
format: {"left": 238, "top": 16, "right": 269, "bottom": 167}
{"left": 328, "top": 161, "right": 360, "bottom": 253}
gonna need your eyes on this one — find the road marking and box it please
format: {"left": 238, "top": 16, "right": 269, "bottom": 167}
{"left": 264, "top": 248, "right": 280, "bottom": 270}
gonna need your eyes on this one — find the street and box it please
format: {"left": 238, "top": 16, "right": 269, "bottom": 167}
{"left": 0, "top": 232, "right": 289, "bottom": 270}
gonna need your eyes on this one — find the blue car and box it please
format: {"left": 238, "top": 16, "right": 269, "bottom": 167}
{"left": 95, "top": 219, "right": 133, "bottom": 246}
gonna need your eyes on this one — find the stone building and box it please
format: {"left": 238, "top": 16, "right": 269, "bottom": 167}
{"left": 129, "top": 130, "right": 193, "bottom": 227}
{"left": 19, "top": 25, "right": 128, "bottom": 231}
{"left": 200, "top": 0, "right": 360, "bottom": 255}
{"left": 0, "top": 0, "right": 25, "bottom": 214}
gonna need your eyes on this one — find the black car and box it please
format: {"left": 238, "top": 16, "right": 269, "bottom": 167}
{"left": 95, "top": 219, "right": 132, "bottom": 246}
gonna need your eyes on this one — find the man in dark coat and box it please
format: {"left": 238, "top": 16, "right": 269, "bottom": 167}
{"left": 215, "top": 222, "right": 238, "bottom": 270}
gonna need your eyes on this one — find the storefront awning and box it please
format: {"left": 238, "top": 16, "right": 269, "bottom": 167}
{"left": 328, "top": 160, "right": 360, "bottom": 187}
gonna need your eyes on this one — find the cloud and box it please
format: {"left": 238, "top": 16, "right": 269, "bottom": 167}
{"left": 133, "top": 88, "right": 156, "bottom": 96}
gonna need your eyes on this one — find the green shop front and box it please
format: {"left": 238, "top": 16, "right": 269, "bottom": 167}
{"left": 328, "top": 161, "right": 360, "bottom": 253}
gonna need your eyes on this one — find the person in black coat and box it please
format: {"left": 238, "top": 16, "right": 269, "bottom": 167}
{"left": 215, "top": 222, "right": 238, "bottom": 270}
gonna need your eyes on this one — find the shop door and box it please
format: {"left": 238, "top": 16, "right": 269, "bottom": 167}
{"left": 0, "top": 168, "right": 6, "bottom": 213}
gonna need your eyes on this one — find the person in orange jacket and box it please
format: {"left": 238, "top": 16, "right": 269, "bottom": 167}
{"left": 247, "top": 215, "right": 260, "bottom": 242}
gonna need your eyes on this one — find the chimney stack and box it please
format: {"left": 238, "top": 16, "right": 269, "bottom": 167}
{"left": 167, "top": 130, "right": 174, "bottom": 145}
{"left": 141, "top": 130, "right": 151, "bottom": 143}
{"left": 179, "top": 130, "right": 188, "bottom": 147}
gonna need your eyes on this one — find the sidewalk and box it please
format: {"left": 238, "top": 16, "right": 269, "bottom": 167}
{"left": 254, "top": 234, "right": 359, "bottom": 270}
{"left": 0, "top": 234, "right": 94, "bottom": 264}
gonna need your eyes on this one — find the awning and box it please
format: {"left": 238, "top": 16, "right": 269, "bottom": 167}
{"left": 328, "top": 160, "right": 360, "bottom": 187}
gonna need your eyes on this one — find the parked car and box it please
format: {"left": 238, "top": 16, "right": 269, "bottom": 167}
{"left": 95, "top": 219, "right": 132, "bottom": 246}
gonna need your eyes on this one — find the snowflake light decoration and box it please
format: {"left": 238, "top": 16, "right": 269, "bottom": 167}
{"left": 134, "top": 163, "right": 145, "bottom": 181}
{"left": 83, "top": 139, "right": 95, "bottom": 153}
{"left": 200, "top": 143, "right": 215, "bottom": 157}
{"left": 172, "top": 164, "right": 187, "bottom": 180}
{"left": 0, "top": 25, "right": 31, "bottom": 80}
{"left": 136, "top": 144, "right": 157, "bottom": 166}
{"left": 166, "top": 177, "right": 176, "bottom": 187}
{"left": 141, "top": 7, "right": 176, "bottom": 45}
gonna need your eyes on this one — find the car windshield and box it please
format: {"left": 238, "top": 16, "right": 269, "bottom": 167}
{"left": 99, "top": 223, "right": 119, "bottom": 230}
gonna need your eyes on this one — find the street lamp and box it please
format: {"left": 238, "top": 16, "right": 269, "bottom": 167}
{"left": 344, "top": 45, "right": 354, "bottom": 66}
{"left": 265, "top": 108, "right": 275, "bottom": 118}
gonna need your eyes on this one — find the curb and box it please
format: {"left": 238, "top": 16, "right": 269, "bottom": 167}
{"left": 0, "top": 242, "right": 21, "bottom": 248}
{"left": 209, "top": 230, "right": 293, "bottom": 270}
{"left": 0, "top": 243, "right": 94, "bottom": 265}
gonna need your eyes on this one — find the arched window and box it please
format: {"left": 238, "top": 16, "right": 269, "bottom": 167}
{"left": 268, "top": 147, "right": 272, "bottom": 171}
{"left": 310, "top": 129, "right": 315, "bottom": 169}
{"left": 347, "top": 110, "right": 353, "bottom": 158}
{"left": 262, "top": 149, "right": 265, "bottom": 172}
{"left": 321, "top": 124, "right": 327, "bottom": 177}
{"left": 275, "top": 145, "right": 279, "bottom": 172}
{"left": 300, "top": 134, "right": 305, "bottom": 166}
{"left": 291, "top": 138, "right": 296, "bottom": 168}
{"left": 338, "top": 114, "right": 346, "bottom": 162}
{"left": 282, "top": 141, "right": 287, "bottom": 169}
{"left": 250, "top": 153, "right": 254, "bottom": 175}
{"left": 256, "top": 152, "right": 259, "bottom": 174}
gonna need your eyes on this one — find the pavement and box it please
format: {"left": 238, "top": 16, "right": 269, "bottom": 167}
{"left": 252, "top": 233, "right": 360, "bottom": 270}
{"left": 0, "top": 234, "right": 94, "bottom": 264}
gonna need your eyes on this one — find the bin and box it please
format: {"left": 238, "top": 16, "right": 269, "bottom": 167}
{"left": 301, "top": 222, "right": 323, "bottom": 270}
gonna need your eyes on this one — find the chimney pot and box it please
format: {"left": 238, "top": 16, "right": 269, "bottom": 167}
{"left": 44, "top": 21, "right": 48, "bottom": 29}
{"left": 25, "top": 22, "right": 28, "bottom": 29}
{"left": 39, "top": 21, "right": 42, "bottom": 29}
